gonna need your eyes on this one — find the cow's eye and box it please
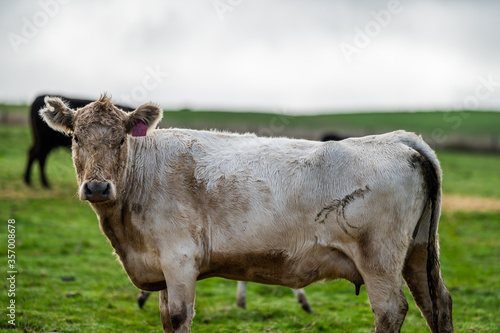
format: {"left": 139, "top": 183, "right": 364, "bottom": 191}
{"left": 119, "top": 137, "right": 125, "bottom": 147}
{"left": 73, "top": 135, "right": 79, "bottom": 143}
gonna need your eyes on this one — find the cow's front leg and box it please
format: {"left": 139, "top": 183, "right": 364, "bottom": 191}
{"left": 159, "top": 265, "right": 198, "bottom": 333}
{"left": 159, "top": 289, "right": 173, "bottom": 332}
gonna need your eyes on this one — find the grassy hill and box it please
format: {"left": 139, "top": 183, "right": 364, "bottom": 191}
{"left": 163, "top": 109, "right": 499, "bottom": 138}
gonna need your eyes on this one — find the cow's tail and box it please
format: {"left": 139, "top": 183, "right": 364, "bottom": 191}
{"left": 403, "top": 133, "right": 444, "bottom": 332}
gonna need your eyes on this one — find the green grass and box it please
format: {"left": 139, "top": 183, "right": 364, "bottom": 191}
{"left": 147, "top": 110, "right": 500, "bottom": 146}
{"left": 0, "top": 104, "right": 28, "bottom": 116}
{"left": 136, "top": 108, "right": 500, "bottom": 139}
{"left": 1, "top": 199, "right": 499, "bottom": 332}
{"left": 0, "top": 120, "right": 499, "bottom": 332}
{"left": 439, "top": 150, "right": 500, "bottom": 198}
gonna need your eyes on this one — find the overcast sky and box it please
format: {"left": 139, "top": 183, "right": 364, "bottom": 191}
{"left": 1, "top": 0, "right": 500, "bottom": 113}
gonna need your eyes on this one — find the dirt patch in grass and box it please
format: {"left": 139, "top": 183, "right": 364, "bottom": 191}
{"left": 442, "top": 194, "right": 500, "bottom": 212}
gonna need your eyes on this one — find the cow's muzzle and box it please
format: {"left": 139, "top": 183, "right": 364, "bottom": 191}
{"left": 80, "top": 180, "right": 115, "bottom": 202}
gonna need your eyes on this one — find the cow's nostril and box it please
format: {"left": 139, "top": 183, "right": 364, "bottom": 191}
{"left": 84, "top": 183, "right": 92, "bottom": 197}
{"left": 102, "top": 184, "right": 110, "bottom": 196}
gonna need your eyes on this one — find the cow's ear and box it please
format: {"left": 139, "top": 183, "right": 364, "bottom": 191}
{"left": 125, "top": 103, "right": 163, "bottom": 134}
{"left": 39, "top": 97, "right": 75, "bottom": 134}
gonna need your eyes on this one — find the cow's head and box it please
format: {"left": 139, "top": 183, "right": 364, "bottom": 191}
{"left": 40, "top": 95, "right": 162, "bottom": 203}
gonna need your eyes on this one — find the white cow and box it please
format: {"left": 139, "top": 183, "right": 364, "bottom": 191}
{"left": 40, "top": 95, "right": 453, "bottom": 332}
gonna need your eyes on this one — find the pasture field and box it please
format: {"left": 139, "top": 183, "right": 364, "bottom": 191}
{"left": 0, "top": 115, "right": 499, "bottom": 332}
{"left": 161, "top": 109, "right": 500, "bottom": 139}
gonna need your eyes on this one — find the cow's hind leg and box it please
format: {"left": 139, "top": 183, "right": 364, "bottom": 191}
{"left": 362, "top": 272, "right": 408, "bottom": 332}
{"left": 356, "top": 234, "right": 409, "bottom": 332}
{"left": 236, "top": 282, "right": 312, "bottom": 313}
{"left": 403, "top": 243, "right": 453, "bottom": 333}
{"left": 236, "top": 281, "right": 247, "bottom": 309}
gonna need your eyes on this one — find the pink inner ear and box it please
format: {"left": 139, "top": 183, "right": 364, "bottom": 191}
{"left": 132, "top": 121, "right": 147, "bottom": 137}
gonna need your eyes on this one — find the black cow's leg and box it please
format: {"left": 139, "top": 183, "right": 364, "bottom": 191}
{"left": 24, "top": 146, "right": 37, "bottom": 186}
{"left": 39, "top": 149, "right": 51, "bottom": 188}
{"left": 138, "top": 290, "right": 152, "bottom": 309}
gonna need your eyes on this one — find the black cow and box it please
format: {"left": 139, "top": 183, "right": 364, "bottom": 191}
{"left": 320, "top": 133, "right": 345, "bottom": 142}
{"left": 24, "top": 95, "right": 134, "bottom": 188}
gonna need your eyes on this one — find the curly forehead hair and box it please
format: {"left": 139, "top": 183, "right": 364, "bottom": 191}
{"left": 95, "top": 94, "right": 114, "bottom": 111}
{"left": 75, "top": 94, "right": 127, "bottom": 128}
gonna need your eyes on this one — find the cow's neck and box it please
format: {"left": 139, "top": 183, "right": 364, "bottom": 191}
{"left": 90, "top": 199, "right": 164, "bottom": 291}
{"left": 91, "top": 201, "right": 129, "bottom": 261}
{"left": 121, "top": 136, "right": 162, "bottom": 203}
{"left": 91, "top": 197, "right": 148, "bottom": 263}
{"left": 89, "top": 142, "right": 153, "bottom": 262}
